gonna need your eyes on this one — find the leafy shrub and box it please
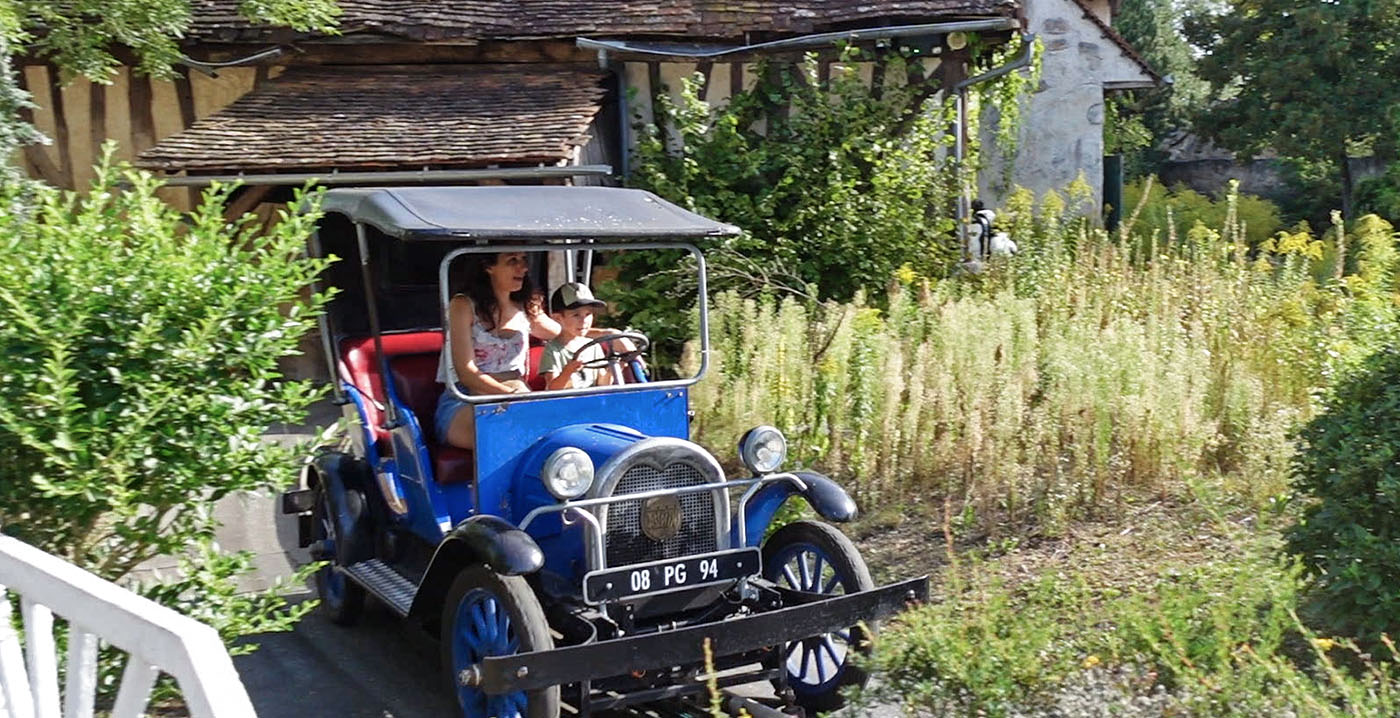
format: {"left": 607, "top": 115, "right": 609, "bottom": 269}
{"left": 629, "top": 53, "right": 960, "bottom": 300}
{"left": 1287, "top": 344, "right": 1400, "bottom": 638}
{"left": 613, "top": 49, "right": 1006, "bottom": 354}
{"left": 0, "top": 155, "right": 327, "bottom": 643}
{"left": 1121, "top": 176, "right": 1284, "bottom": 249}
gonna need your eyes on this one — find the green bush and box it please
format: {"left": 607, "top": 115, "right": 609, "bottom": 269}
{"left": 614, "top": 50, "right": 974, "bottom": 354}
{"left": 0, "top": 155, "right": 327, "bottom": 641}
{"left": 1121, "top": 176, "right": 1284, "bottom": 249}
{"left": 1287, "top": 344, "right": 1400, "bottom": 638}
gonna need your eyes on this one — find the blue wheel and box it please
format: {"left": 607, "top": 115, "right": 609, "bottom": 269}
{"left": 312, "top": 490, "right": 365, "bottom": 625}
{"left": 440, "top": 567, "right": 559, "bottom": 718}
{"left": 761, "top": 520, "right": 875, "bottom": 711}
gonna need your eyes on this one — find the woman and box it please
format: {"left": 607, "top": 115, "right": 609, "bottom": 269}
{"left": 435, "top": 251, "right": 560, "bottom": 449}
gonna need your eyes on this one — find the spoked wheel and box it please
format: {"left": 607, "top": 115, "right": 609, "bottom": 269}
{"left": 761, "top": 520, "right": 876, "bottom": 712}
{"left": 311, "top": 489, "right": 365, "bottom": 625}
{"left": 441, "top": 566, "right": 560, "bottom": 718}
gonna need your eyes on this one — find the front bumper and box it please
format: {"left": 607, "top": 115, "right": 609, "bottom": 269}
{"left": 479, "top": 576, "right": 929, "bottom": 694}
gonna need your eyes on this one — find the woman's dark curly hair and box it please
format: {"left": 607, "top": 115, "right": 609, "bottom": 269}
{"left": 450, "top": 252, "right": 538, "bottom": 331}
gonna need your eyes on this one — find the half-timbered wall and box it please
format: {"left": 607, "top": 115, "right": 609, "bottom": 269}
{"left": 17, "top": 65, "right": 280, "bottom": 208}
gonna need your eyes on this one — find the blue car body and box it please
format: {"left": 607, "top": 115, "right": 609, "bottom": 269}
{"left": 284, "top": 186, "right": 925, "bottom": 718}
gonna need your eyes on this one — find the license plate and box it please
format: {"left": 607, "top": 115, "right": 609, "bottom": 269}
{"left": 583, "top": 548, "right": 760, "bottom": 604}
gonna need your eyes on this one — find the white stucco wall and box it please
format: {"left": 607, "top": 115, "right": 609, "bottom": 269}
{"left": 981, "top": 0, "right": 1153, "bottom": 212}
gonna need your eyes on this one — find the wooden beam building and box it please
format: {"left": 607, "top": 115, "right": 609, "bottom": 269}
{"left": 17, "top": 0, "right": 1022, "bottom": 210}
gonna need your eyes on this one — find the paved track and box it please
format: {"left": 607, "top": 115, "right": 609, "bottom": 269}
{"left": 235, "top": 597, "right": 456, "bottom": 718}
{"left": 234, "top": 591, "right": 744, "bottom": 718}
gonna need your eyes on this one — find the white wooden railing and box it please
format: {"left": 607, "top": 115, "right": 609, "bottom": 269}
{"left": 0, "top": 535, "right": 257, "bottom": 718}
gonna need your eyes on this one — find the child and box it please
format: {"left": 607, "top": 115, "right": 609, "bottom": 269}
{"left": 539, "top": 282, "right": 617, "bottom": 390}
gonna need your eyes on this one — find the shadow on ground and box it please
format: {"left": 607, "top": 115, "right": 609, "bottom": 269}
{"left": 234, "top": 596, "right": 455, "bottom": 718}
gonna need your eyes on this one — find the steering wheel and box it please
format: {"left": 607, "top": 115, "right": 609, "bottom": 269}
{"left": 571, "top": 331, "right": 650, "bottom": 383}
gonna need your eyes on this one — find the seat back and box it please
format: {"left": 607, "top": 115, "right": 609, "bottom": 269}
{"left": 527, "top": 344, "right": 546, "bottom": 391}
{"left": 339, "top": 332, "right": 444, "bottom": 440}
{"left": 388, "top": 354, "right": 442, "bottom": 431}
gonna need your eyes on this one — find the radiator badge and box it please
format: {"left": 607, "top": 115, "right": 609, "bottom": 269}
{"left": 640, "top": 495, "right": 683, "bottom": 542}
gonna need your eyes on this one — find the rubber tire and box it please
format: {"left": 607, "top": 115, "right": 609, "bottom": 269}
{"left": 440, "top": 566, "right": 560, "bottom": 718}
{"left": 761, "top": 520, "right": 876, "bottom": 713}
{"left": 313, "top": 489, "right": 366, "bottom": 626}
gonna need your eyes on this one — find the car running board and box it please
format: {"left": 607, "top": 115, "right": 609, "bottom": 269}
{"left": 344, "top": 559, "right": 417, "bottom": 617}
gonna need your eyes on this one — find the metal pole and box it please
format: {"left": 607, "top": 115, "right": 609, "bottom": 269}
{"left": 576, "top": 18, "right": 1020, "bottom": 59}
{"left": 955, "top": 88, "right": 969, "bottom": 258}
{"left": 355, "top": 223, "right": 397, "bottom": 427}
{"left": 1104, "top": 154, "right": 1124, "bottom": 232}
{"left": 308, "top": 229, "right": 345, "bottom": 404}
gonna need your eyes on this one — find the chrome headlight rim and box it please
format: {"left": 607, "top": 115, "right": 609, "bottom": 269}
{"left": 541, "top": 446, "right": 595, "bottom": 500}
{"left": 739, "top": 425, "right": 787, "bottom": 475}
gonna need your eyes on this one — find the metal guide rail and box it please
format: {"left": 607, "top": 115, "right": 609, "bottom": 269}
{"left": 478, "top": 576, "right": 929, "bottom": 695}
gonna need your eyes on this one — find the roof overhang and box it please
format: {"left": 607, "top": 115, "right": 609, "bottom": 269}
{"left": 137, "top": 64, "right": 609, "bottom": 176}
{"left": 186, "top": 1, "right": 1021, "bottom": 45}
{"left": 1104, "top": 80, "right": 1160, "bottom": 91}
{"left": 321, "top": 186, "right": 741, "bottom": 241}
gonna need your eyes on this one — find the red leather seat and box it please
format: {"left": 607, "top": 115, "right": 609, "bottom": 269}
{"left": 339, "top": 331, "right": 546, "bottom": 486}
{"left": 341, "top": 332, "right": 476, "bottom": 485}
{"left": 432, "top": 446, "right": 475, "bottom": 486}
{"left": 527, "top": 345, "right": 546, "bottom": 391}
{"left": 385, "top": 353, "right": 474, "bottom": 486}
{"left": 386, "top": 353, "right": 440, "bottom": 430}
{"left": 339, "top": 332, "right": 444, "bottom": 442}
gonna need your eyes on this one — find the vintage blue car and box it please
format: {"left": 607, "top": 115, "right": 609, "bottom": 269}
{"left": 281, "top": 186, "right": 927, "bottom": 718}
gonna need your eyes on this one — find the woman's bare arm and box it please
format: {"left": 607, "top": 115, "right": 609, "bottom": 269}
{"left": 448, "top": 296, "right": 522, "bottom": 395}
{"left": 526, "top": 292, "right": 561, "bottom": 340}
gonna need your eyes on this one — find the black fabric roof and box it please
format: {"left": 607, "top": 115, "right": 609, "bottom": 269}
{"left": 320, "top": 186, "right": 741, "bottom": 240}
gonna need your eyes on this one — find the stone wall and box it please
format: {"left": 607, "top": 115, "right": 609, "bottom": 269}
{"left": 1158, "top": 157, "right": 1386, "bottom": 205}
{"left": 980, "top": 0, "right": 1153, "bottom": 214}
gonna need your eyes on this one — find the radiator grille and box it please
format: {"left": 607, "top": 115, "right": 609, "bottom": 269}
{"left": 604, "top": 462, "right": 718, "bottom": 568}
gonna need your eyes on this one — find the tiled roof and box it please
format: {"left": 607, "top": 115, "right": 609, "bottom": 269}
{"left": 136, "top": 65, "right": 608, "bottom": 173}
{"left": 187, "top": 0, "right": 1018, "bottom": 43}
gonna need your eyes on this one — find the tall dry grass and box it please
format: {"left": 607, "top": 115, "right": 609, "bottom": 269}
{"left": 685, "top": 190, "right": 1400, "bottom": 530}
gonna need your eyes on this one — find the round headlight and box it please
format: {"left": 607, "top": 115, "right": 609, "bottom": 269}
{"left": 739, "top": 425, "right": 787, "bottom": 475}
{"left": 542, "top": 447, "right": 595, "bottom": 500}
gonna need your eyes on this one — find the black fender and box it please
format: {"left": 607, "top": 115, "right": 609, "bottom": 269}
{"left": 408, "top": 515, "right": 545, "bottom": 623}
{"left": 738, "top": 471, "right": 858, "bottom": 547}
{"left": 305, "top": 451, "right": 375, "bottom": 566}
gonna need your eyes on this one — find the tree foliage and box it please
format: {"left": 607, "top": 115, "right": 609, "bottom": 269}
{"left": 1111, "top": 0, "right": 1211, "bottom": 172}
{"left": 1186, "top": 0, "right": 1400, "bottom": 217}
{"left": 616, "top": 43, "right": 1036, "bottom": 352}
{"left": 0, "top": 154, "right": 331, "bottom": 582}
{"left": 1114, "top": 0, "right": 1210, "bottom": 131}
{"left": 0, "top": 0, "right": 340, "bottom": 81}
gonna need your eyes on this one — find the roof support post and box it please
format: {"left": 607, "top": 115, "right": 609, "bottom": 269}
{"left": 355, "top": 223, "right": 397, "bottom": 427}
{"left": 309, "top": 229, "right": 346, "bottom": 404}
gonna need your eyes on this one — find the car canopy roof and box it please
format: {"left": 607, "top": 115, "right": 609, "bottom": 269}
{"left": 320, "top": 186, "right": 741, "bottom": 241}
